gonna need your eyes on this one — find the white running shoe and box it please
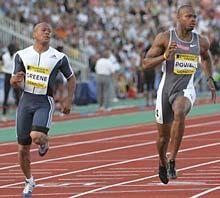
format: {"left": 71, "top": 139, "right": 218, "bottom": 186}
{"left": 38, "top": 143, "right": 49, "bottom": 157}
{"left": 22, "top": 178, "right": 36, "bottom": 197}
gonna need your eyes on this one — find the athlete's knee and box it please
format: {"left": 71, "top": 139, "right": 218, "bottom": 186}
{"left": 17, "top": 136, "right": 32, "bottom": 145}
{"left": 173, "top": 109, "right": 186, "bottom": 121}
{"left": 157, "top": 136, "right": 169, "bottom": 145}
{"left": 18, "top": 145, "right": 31, "bottom": 161}
{"left": 18, "top": 145, "right": 30, "bottom": 153}
{"left": 30, "top": 131, "right": 47, "bottom": 145}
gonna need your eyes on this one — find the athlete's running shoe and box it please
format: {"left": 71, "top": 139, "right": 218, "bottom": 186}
{"left": 38, "top": 143, "right": 49, "bottom": 157}
{"left": 168, "top": 159, "right": 177, "bottom": 179}
{"left": 22, "top": 178, "right": 36, "bottom": 197}
{"left": 158, "top": 165, "right": 169, "bottom": 184}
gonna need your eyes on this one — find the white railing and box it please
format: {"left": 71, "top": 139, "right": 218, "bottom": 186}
{"left": 0, "top": 14, "right": 89, "bottom": 81}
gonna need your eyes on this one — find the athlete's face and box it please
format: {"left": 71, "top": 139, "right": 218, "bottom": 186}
{"left": 178, "top": 8, "right": 197, "bottom": 31}
{"left": 33, "top": 23, "right": 52, "bottom": 44}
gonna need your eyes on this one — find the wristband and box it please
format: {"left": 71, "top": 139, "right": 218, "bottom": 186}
{"left": 163, "top": 53, "right": 168, "bottom": 60}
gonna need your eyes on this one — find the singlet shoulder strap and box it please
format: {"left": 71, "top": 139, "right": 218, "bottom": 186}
{"left": 193, "top": 32, "right": 201, "bottom": 55}
{"left": 168, "top": 28, "right": 175, "bottom": 46}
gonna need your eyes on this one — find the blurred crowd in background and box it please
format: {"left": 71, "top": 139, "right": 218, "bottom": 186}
{"left": 0, "top": 0, "right": 220, "bottom": 114}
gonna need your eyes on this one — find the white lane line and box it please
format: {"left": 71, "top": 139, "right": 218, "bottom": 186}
{"left": 0, "top": 129, "right": 220, "bottom": 172}
{"left": 94, "top": 170, "right": 147, "bottom": 173}
{"left": 58, "top": 178, "right": 123, "bottom": 181}
{"left": 0, "top": 112, "right": 219, "bottom": 132}
{"left": 76, "top": 174, "right": 139, "bottom": 177}
{"left": 0, "top": 142, "right": 219, "bottom": 189}
{"left": 0, "top": 141, "right": 154, "bottom": 171}
{"left": 190, "top": 185, "right": 220, "bottom": 198}
{"left": 0, "top": 119, "right": 220, "bottom": 158}
{"left": 68, "top": 159, "right": 220, "bottom": 198}
{"left": 0, "top": 130, "right": 155, "bottom": 158}
{"left": 0, "top": 113, "right": 219, "bottom": 148}
{"left": 48, "top": 160, "right": 121, "bottom": 163}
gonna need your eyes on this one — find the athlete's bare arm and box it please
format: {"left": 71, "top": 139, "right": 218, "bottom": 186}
{"left": 199, "top": 35, "right": 216, "bottom": 103}
{"left": 142, "top": 31, "right": 176, "bottom": 70}
{"left": 60, "top": 75, "right": 76, "bottom": 114}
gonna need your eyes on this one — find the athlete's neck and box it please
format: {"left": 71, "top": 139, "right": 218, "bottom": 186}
{"left": 33, "top": 43, "right": 49, "bottom": 53}
{"left": 175, "top": 25, "right": 192, "bottom": 42}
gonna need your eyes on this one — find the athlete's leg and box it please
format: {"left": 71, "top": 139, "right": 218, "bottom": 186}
{"left": 16, "top": 94, "right": 34, "bottom": 180}
{"left": 154, "top": 76, "right": 174, "bottom": 184}
{"left": 30, "top": 97, "right": 54, "bottom": 156}
{"left": 169, "top": 96, "right": 191, "bottom": 160}
{"left": 18, "top": 143, "right": 36, "bottom": 197}
{"left": 18, "top": 144, "right": 32, "bottom": 179}
{"left": 168, "top": 96, "right": 191, "bottom": 179}
{"left": 157, "top": 123, "right": 171, "bottom": 184}
{"left": 157, "top": 123, "right": 171, "bottom": 167}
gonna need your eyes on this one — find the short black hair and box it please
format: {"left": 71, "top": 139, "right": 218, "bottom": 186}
{"left": 177, "top": 4, "right": 193, "bottom": 15}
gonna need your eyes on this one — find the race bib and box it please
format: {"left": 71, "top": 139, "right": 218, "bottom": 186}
{"left": 174, "top": 53, "right": 199, "bottom": 74}
{"left": 26, "top": 65, "right": 50, "bottom": 89}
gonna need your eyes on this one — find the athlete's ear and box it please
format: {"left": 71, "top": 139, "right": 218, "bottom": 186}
{"left": 176, "top": 12, "right": 180, "bottom": 20}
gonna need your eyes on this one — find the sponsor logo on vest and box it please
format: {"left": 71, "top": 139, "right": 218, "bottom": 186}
{"left": 177, "top": 43, "right": 189, "bottom": 51}
{"left": 190, "top": 44, "right": 197, "bottom": 48}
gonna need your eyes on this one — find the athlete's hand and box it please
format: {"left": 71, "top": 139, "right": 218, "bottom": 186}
{"left": 10, "top": 71, "right": 25, "bottom": 88}
{"left": 207, "top": 78, "right": 216, "bottom": 104}
{"left": 14, "top": 71, "right": 25, "bottom": 82}
{"left": 164, "top": 41, "right": 177, "bottom": 59}
{"left": 60, "top": 97, "right": 72, "bottom": 114}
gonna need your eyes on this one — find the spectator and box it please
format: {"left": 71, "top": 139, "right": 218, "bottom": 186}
{"left": 1, "top": 42, "right": 21, "bottom": 121}
{"left": 0, "top": 0, "right": 220, "bottom": 97}
{"left": 95, "top": 50, "right": 115, "bottom": 111}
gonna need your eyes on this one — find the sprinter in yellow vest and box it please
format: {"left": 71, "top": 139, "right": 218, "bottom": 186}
{"left": 10, "top": 22, "right": 76, "bottom": 197}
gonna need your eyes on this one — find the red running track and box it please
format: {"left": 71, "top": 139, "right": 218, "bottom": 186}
{"left": 0, "top": 114, "right": 219, "bottom": 197}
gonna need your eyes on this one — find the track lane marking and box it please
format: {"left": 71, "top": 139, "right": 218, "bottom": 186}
{"left": 191, "top": 185, "right": 220, "bottom": 198}
{"left": 0, "top": 142, "right": 219, "bottom": 189}
{"left": 0, "top": 119, "right": 220, "bottom": 158}
{"left": 0, "top": 129, "right": 219, "bottom": 171}
{"left": 68, "top": 159, "right": 220, "bottom": 198}
{"left": 0, "top": 113, "right": 220, "bottom": 144}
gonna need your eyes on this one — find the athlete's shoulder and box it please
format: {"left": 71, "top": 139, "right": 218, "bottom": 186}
{"left": 48, "top": 47, "right": 66, "bottom": 60}
{"left": 198, "top": 34, "right": 210, "bottom": 49}
{"left": 153, "top": 30, "right": 170, "bottom": 47}
{"left": 16, "top": 46, "right": 34, "bottom": 56}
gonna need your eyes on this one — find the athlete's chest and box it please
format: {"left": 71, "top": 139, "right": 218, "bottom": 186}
{"left": 20, "top": 50, "right": 61, "bottom": 90}
{"left": 22, "top": 51, "right": 60, "bottom": 71}
{"left": 172, "top": 41, "right": 200, "bottom": 75}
